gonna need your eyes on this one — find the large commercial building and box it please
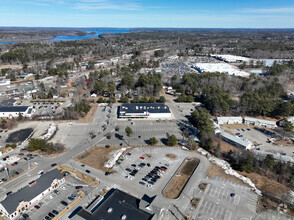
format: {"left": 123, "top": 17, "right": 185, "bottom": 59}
{"left": 0, "top": 169, "right": 64, "bottom": 219}
{"left": 0, "top": 106, "right": 35, "bottom": 118}
{"left": 118, "top": 103, "right": 171, "bottom": 119}
{"left": 73, "top": 188, "right": 154, "bottom": 220}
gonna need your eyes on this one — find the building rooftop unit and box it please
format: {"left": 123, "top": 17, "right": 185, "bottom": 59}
{"left": 0, "top": 169, "right": 64, "bottom": 215}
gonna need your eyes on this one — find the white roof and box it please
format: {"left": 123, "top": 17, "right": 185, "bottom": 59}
{"left": 217, "top": 116, "right": 242, "bottom": 121}
{"left": 244, "top": 117, "right": 276, "bottom": 126}
{"left": 221, "top": 132, "right": 253, "bottom": 149}
{"left": 212, "top": 54, "right": 251, "bottom": 62}
{"left": 193, "top": 63, "right": 250, "bottom": 77}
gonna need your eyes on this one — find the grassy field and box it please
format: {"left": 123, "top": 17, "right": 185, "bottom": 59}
{"left": 163, "top": 158, "right": 199, "bottom": 199}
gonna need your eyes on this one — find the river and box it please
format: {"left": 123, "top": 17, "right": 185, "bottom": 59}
{"left": 0, "top": 29, "right": 130, "bottom": 44}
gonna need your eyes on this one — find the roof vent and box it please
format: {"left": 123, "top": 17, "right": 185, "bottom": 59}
{"left": 121, "top": 214, "right": 127, "bottom": 220}
{"left": 107, "top": 207, "right": 113, "bottom": 213}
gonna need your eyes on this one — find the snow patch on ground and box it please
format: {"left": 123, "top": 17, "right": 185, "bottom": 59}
{"left": 104, "top": 147, "right": 129, "bottom": 168}
{"left": 197, "top": 147, "right": 262, "bottom": 195}
{"left": 39, "top": 123, "right": 57, "bottom": 140}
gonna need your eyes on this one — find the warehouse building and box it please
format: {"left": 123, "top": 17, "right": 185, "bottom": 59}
{"left": 216, "top": 116, "right": 243, "bottom": 125}
{"left": 0, "top": 106, "right": 35, "bottom": 118}
{"left": 221, "top": 132, "right": 254, "bottom": 150}
{"left": 118, "top": 103, "right": 171, "bottom": 119}
{"left": 244, "top": 117, "right": 277, "bottom": 129}
{"left": 0, "top": 169, "right": 64, "bottom": 219}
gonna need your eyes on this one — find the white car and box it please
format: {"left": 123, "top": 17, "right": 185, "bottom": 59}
{"left": 147, "top": 184, "right": 153, "bottom": 188}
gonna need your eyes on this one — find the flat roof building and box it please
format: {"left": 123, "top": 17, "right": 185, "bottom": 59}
{"left": 0, "top": 106, "right": 35, "bottom": 118}
{"left": 0, "top": 169, "right": 64, "bottom": 219}
{"left": 221, "top": 132, "right": 254, "bottom": 150}
{"left": 119, "top": 103, "right": 171, "bottom": 119}
{"left": 73, "top": 188, "right": 154, "bottom": 220}
{"left": 244, "top": 117, "right": 277, "bottom": 129}
{"left": 216, "top": 116, "right": 243, "bottom": 125}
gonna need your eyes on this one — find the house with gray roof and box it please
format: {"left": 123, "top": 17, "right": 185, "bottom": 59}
{"left": 0, "top": 169, "right": 64, "bottom": 219}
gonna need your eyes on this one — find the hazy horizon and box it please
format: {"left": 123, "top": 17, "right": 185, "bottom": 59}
{"left": 1, "top": 0, "right": 294, "bottom": 28}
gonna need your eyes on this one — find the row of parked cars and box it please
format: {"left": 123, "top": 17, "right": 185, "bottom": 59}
{"left": 139, "top": 165, "right": 168, "bottom": 188}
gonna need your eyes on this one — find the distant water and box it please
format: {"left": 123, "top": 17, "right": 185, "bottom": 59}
{"left": 48, "top": 29, "right": 130, "bottom": 42}
{"left": 0, "top": 41, "right": 16, "bottom": 45}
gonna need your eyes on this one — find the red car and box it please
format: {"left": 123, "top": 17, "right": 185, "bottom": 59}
{"left": 140, "top": 157, "right": 144, "bottom": 160}
{"left": 34, "top": 205, "right": 40, "bottom": 209}
{"left": 11, "top": 163, "right": 16, "bottom": 166}
{"left": 75, "top": 186, "right": 83, "bottom": 189}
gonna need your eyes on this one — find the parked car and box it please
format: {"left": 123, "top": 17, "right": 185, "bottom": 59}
{"left": 81, "top": 164, "right": 85, "bottom": 167}
{"left": 54, "top": 189, "right": 61, "bottom": 195}
{"left": 22, "top": 214, "right": 29, "bottom": 219}
{"left": 52, "top": 210, "right": 59, "bottom": 215}
{"left": 34, "top": 205, "right": 40, "bottom": 209}
{"left": 85, "top": 170, "right": 91, "bottom": 173}
{"left": 139, "top": 181, "right": 146, "bottom": 186}
{"left": 60, "top": 200, "right": 68, "bottom": 206}
{"left": 48, "top": 212, "right": 55, "bottom": 218}
{"left": 126, "top": 168, "right": 132, "bottom": 172}
{"left": 75, "top": 186, "right": 83, "bottom": 189}
{"left": 39, "top": 202, "right": 44, "bottom": 207}
{"left": 51, "top": 163, "right": 57, "bottom": 167}
{"left": 68, "top": 196, "right": 75, "bottom": 201}
{"left": 105, "top": 172, "right": 110, "bottom": 176}
{"left": 44, "top": 216, "right": 51, "bottom": 220}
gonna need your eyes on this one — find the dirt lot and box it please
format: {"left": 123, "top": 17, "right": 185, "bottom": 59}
{"left": 213, "top": 139, "right": 238, "bottom": 153}
{"left": 206, "top": 163, "right": 248, "bottom": 186}
{"left": 75, "top": 103, "right": 98, "bottom": 123}
{"left": 164, "top": 157, "right": 199, "bottom": 199}
{"left": 58, "top": 165, "right": 98, "bottom": 186}
{"left": 75, "top": 146, "right": 126, "bottom": 172}
{"left": 166, "top": 154, "right": 177, "bottom": 159}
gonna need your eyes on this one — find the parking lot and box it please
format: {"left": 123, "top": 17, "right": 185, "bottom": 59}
{"left": 192, "top": 176, "right": 258, "bottom": 220}
{"left": 21, "top": 176, "right": 87, "bottom": 220}
{"left": 110, "top": 147, "right": 181, "bottom": 192}
{"left": 221, "top": 124, "right": 294, "bottom": 155}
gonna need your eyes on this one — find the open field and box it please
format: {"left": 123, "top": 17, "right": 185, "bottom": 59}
{"left": 163, "top": 157, "right": 199, "bottom": 199}
{"left": 206, "top": 163, "right": 248, "bottom": 186}
{"left": 75, "top": 146, "right": 125, "bottom": 172}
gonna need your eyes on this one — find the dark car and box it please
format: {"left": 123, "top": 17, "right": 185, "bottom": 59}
{"left": 131, "top": 164, "right": 136, "bottom": 167}
{"left": 61, "top": 200, "right": 68, "bottom": 206}
{"left": 151, "top": 178, "right": 157, "bottom": 182}
{"left": 126, "top": 168, "right": 132, "bottom": 172}
{"left": 68, "top": 196, "right": 75, "bottom": 201}
{"left": 15, "top": 171, "right": 20, "bottom": 175}
{"left": 139, "top": 181, "right": 146, "bottom": 186}
{"left": 85, "top": 170, "right": 91, "bottom": 173}
{"left": 142, "top": 178, "right": 148, "bottom": 182}
{"left": 126, "top": 152, "right": 131, "bottom": 156}
{"left": 105, "top": 172, "right": 110, "bottom": 176}
{"left": 44, "top": 216, "right": 51, "bottom": 220}
{"left": 34, "top": 205, "right": 40, "bottom": 209}
{"left": 129, "top": 173, "right": 135, "bottom": 176}
{"left": 48, "top": 212, "right": 55, "bottom": 218}
{"left": 147, "top": 163, "right": 151, "bottom": 167}
{"left": 52, "top": 210, "right": 59, "bottom": 215}
{"left": 230, "top": 193, "right": 236, "bottom": 197}
{"left": 132, "top": 169, "right": 138, "bottom": 173}
{"left": 71, "top": 194, "right": 77, "bottom": 199}
{"left": 75, "top": 186, "right": 83, "bottom": 189}
{"left": 27, "top": 154, "right": 33, "bottom": 157}
{"left": 81, "top": 164, "right": 85, "bottom": 167}
{"left": 22, "top": 214, "right": 29, "bottom": 219}
{"left": 148, "top": 181, "right": 154, "bottom": 185}
{"left": 51, "top": 163, "right": 57, "bottom": 167}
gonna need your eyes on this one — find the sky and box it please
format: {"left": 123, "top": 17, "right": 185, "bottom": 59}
{"left": 0, "top": 0, "right": 294, "bottom": 28}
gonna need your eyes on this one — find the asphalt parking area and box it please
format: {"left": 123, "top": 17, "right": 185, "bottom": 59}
{"left": 111, "top": 147, "right": 183, "bottom": 192}
{"left": 22, "top": 178, "right": 84, "bottom": 220}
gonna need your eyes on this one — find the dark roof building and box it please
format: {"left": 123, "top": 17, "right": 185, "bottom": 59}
{"left": 0, "top": 106, "right": 29, "bottom": 112}
{"left": 74, "top": 189, "right": 154, "bottom": 220}
{"left": 0, "top": 169, "right": 64, "bottom": 219}
{"left": 119, "top": 103, "right": 171, "bottom": 119}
